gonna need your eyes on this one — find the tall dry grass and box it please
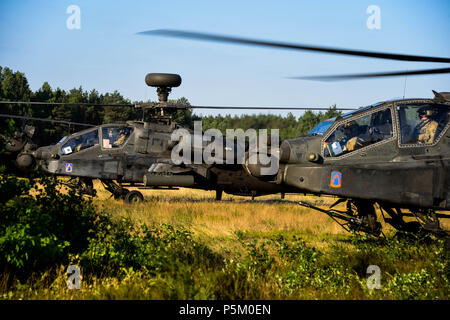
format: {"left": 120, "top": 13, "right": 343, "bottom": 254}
{"left": 90, "top": 181, "right": 403, "bottom": 251}
{"left": 3, "top": 179, "right": 446, "bottom": 300}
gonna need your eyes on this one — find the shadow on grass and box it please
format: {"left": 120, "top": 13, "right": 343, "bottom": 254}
{"left": 141, "top": 196, "right": 328, "bottom": 206}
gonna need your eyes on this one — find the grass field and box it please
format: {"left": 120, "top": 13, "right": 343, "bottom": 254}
{"left": 1, "top": 181, "right": 449, "bottom": 300}
{"left": 94, "top": 182, "right": 449, "bottom": 247}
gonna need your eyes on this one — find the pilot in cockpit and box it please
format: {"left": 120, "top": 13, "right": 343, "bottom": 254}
{"left": 342, "top": 122, "right": 364, "bottom": 152}
{"left": 412, "top": 106, "right": 438, "bottom": 144}
{"left": 113, "top": 129, "right": 126, "bottom": 146}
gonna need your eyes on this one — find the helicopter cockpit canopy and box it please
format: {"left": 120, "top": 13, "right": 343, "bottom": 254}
{"left": 101, "top": 126, "right": 134, "bottom": 149}
{"left": 61, "top": 129, "right": 99, "bottom": 155}
{"left": 307, "top": 119, "right": 335, "bottom": 136}
{"left": 323, "top": 101, "right": 449, "bottom": 157}
{"left": 324, "top": 107, "right": 394, "bottom": 157}
{"left": 397, "top": 103, "right": 449, "bottom": 145}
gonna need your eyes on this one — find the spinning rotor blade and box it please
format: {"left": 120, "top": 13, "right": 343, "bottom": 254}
{"left": 290, "top": 67, "right": 450, "bottom": 81}
{"left": 139, "top": 29, "right": 450, "bottom": 63}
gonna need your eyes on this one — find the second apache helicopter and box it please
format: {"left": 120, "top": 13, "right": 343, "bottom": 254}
{"left": 134, "top": 29, "right": 450, "bottom": 239}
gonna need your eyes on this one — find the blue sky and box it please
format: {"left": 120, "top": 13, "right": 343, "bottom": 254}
{"left": 0, "top": 0, "right": 449, "bottom": 117}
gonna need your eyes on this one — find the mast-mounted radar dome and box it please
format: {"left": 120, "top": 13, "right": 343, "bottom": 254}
{"left": 145, "top": 73, "right": 182, "bottom": 102}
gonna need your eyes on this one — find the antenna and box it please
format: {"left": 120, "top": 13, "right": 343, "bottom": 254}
{"left": 402, "top": 71, "right": 408, "bottom": 99}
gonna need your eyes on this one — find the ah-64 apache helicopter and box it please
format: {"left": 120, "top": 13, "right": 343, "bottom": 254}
{"left": 135, "top": 29, "right": 450, "bottom": 239}
{"left": 2, "top": 30, "right": 449, "bottom": 239}
{"left": 1, "top": 73, "right": 350, "bottom": 203}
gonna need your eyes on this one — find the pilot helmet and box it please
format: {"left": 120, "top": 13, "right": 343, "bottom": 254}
{"left": 343, "top": 121, "right": 358, "bottom": 134}
{"left": 417, "top": 106, "right": 436, "bottom": 118}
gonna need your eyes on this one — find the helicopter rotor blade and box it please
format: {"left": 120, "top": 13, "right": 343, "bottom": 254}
{"left": 0, "top": 101, "right": 133, "bottom": 107}
{"left": 0, "top": 101, "right": 355, "bottom": 111}
{"left": 0, "top": 114, "right": 95, "bottom": 127}
{"left": 140, "top": 104, "right": 355, "bottom": 111}
{"left": 189, "top": 105, "right": 355, "bottom": 111}
{"left": 289, "top": 67, "right": 450, "bottom": 81}
{"left": 139, "top": 29, "right": 450, "bottom": 64}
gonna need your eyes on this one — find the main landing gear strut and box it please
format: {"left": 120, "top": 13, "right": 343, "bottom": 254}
{"left": 378, "top": 205, "right": 449, "bottom": 238}
{"left": 66, "top": 177, "right": 97, "bottom": 197}
{"left": 298, "top": 198, "right": 449, "bottom": 239}
{"left": 100, "top": 179, "right": 144, "bottom": 203}
{"left": 298, "top": 199, "right": 383, "bottom": 237}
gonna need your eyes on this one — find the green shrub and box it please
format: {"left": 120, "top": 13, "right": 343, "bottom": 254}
{"left": 78, "top": 221, "right": 223, "bottom": 278}
{"left": 0, "top": 169, "right": 103, "bottom": 278}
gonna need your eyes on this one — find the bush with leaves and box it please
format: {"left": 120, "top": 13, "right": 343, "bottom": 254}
{"left": 0, "top": 169, "right": 103, "bottom": 278}
{"left": 78, "top": 221, "right": 222, "bottom": 278}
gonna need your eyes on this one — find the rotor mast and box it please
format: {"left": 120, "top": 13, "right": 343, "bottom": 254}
{"left": 137, "top": 73, "right": 186, "bottom": 124}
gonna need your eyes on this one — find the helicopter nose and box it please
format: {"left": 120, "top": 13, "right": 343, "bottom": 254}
{"left": 34, "top": 147, "right": 58, "bottom": 160}
{"left": 14, "top": 152, "right": 40, "bottom": 173}
{"left": 16, "top": 153, "right": 35, "bottom": 169}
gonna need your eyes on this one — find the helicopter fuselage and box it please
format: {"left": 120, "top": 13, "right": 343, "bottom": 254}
{"left": 242, "top": 98, "right": 450, "bottom": 211}
{"left": 33, "top": 98, "right": 449, "bottom": 212}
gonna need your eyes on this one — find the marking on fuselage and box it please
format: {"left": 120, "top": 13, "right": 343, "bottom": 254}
{"left": 330, "top": 171, "right": 342, "bottom": 188}
{"left": 65, "top": 163, "right": 73, "bottom": 173}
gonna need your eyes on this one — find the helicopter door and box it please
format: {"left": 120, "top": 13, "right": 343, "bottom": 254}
{"left": 396, "top": 102, "right": 450, "bottom": 208}
{"left": 100, "top": 126, "right": 134, "bottom": 178}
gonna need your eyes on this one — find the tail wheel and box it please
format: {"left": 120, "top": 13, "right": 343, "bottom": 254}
{"left": 124, "top": 190, "right": 144, "bottom": 204}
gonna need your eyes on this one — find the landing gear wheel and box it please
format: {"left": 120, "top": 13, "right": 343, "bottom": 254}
{"left": 124, "top": 190, "right": 144, "bottom": 204}
{"left": 346, "top": 200, "right": 382, "bottom": 237}
{"left": 113, "top": 188, "right": 129, "bottom": 200}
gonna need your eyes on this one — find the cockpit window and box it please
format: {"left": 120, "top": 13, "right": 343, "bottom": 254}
{"left": 102, "top": 126, "right": 133, "bottom": 149}
{"left": 397, "top": 103, "right": 449, "bottom": 145}
{"left": 58, "top": 136, "right": 67, "bottom": 144}
{"left": 307, "top": 120, "right": 334, "bottom": 136}
{"left": 324, "top": 108, "right": 393, "bottom": 157}
{"left": 61, "top": 129, "right": 99, "bottom": 155}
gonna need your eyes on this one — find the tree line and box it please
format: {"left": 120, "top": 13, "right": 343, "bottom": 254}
{"left": 0, "top": 66, "right": 341, "bottom": 145}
